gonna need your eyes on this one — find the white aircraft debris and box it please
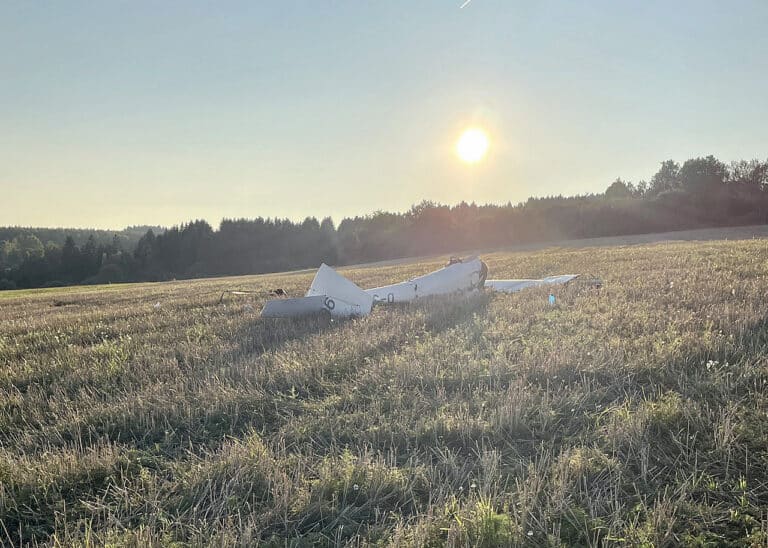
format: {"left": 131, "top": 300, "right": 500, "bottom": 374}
{"left": 261, "top": 263, "right": 373, "bottom": 319}
{"left": 260, "top": 257, "right": 580, "bottom": 319}
{"left": 365, "top": 257, "right": 487, "bottom": 304}
{"left": 484, "top": 274, "right": 579, "bottom": 293}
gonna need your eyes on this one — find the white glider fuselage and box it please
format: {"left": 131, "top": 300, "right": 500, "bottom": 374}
{"left": 365, "top": 258, "right": 484, "bottom": 303}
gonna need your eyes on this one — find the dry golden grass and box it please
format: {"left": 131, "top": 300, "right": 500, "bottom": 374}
{"left": 1, "top": 239, "right": 768, "bottom": 546}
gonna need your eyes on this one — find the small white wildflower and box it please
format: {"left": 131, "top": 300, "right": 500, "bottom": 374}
{"left": 470, "top": 483, "right": 477, "bottom": 489}
{"left": 527, "top": 530, "right": 534, "bottom": 537}
{"left": 353, "top": 484, "right": 359, "bottom": 491}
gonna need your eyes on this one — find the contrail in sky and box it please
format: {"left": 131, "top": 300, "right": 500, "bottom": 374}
{"left": 460, "top": 0, "right": 473, "bottom": 8}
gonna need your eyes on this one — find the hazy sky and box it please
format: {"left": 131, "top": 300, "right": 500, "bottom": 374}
{"left": 2, "top": 1, "right": 767, "bottom": 229}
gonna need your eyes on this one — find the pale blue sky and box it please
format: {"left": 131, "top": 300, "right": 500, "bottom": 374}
{"left": 2, "top": 1, "right": 767, "bottom": 229}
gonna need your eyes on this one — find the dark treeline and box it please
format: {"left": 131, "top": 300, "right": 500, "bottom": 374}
{"left": 0, "top": 225, "right": 160, "bottom": 250}
{"left": 2, "top": 155, "right": 767, "bottom": 290}
{"left": 0, "top": 225, "right": 159, "bottom": 286}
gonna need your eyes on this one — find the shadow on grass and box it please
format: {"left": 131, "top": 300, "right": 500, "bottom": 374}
{"left": 289, "top": 309, "right": 768, "bottom": 477}
{"left": 0, "top": 293, "right": 500, "bottom": 546}
{"left": 214, "top": 290, "right": 494, "bottom": 367}
{"left": 11, "top": 294, "right": 494, "bottom": 455}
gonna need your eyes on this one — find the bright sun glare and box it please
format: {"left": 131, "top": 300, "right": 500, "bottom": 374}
{"left": 456, "top": 128, "right": 489, "bottom": 163}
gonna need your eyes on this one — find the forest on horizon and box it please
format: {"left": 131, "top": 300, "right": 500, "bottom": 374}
{"left": 2, "top": 155, "right": 767, "bottom": 290}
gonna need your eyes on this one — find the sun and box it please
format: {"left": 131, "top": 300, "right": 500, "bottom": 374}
{"left": 456, "top": 128, "right": 489, "bottom": 163}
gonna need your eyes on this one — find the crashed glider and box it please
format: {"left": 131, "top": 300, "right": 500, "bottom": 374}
{"left": 261, "top": 257, "right": 579, "bottom": 319}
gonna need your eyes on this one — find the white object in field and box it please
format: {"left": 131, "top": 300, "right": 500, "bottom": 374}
{"left": 485, "top": 274, "right": 579, "bottom": 293}
{"left": 261, "top": 264, "right": 373, "bottom": 319}
{"left": 366, "top": 257, "right": 485, "bottom": 303}
{"left": 260, "top": 259, "right": 579, "bottom": 319}
{"left": 306, "top": 264, "right": 374, "bottom": 315}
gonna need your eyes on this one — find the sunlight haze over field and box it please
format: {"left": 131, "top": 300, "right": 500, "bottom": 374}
{"left": 2, "top": 1, "right": 768, "bottom": 228}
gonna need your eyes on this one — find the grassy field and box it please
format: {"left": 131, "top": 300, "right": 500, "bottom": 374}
{"left": 1, "top": 240, "right": 768, "bottom": 546}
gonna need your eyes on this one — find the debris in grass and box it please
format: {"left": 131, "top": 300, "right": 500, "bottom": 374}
{"left": 262, "top": 257, "right": 579, "bottom": 319}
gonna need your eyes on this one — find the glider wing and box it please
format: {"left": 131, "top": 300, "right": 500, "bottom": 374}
{"left": 485, "top": 274, "right": 579, "bottom": 293}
